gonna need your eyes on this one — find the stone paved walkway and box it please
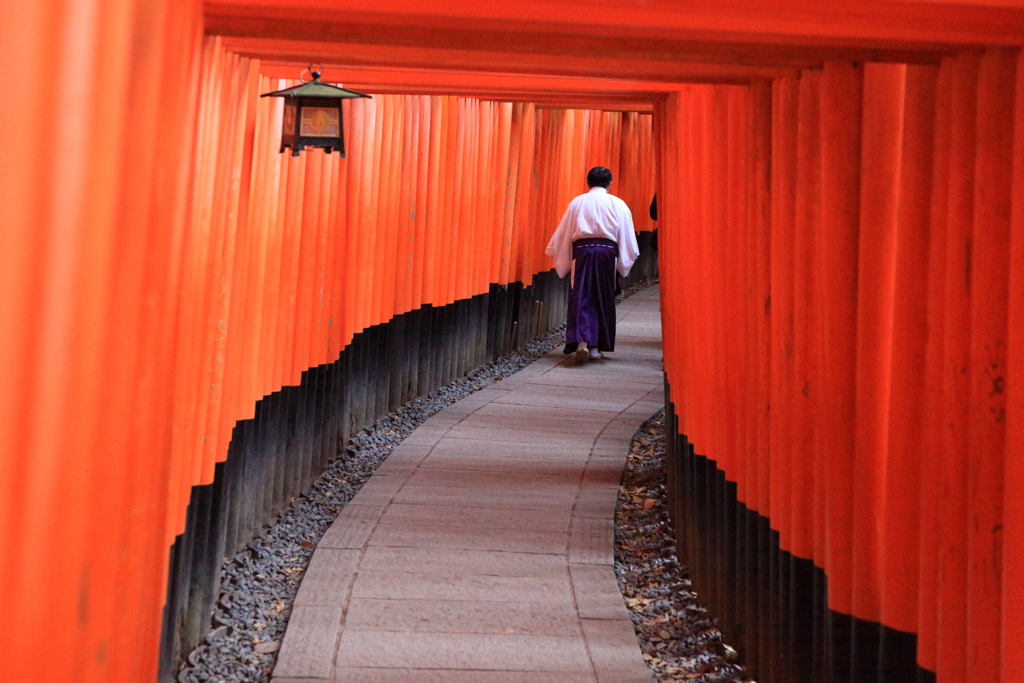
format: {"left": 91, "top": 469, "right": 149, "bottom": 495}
{"left": 272, "top": 287, "right": 662, "bottom": 683}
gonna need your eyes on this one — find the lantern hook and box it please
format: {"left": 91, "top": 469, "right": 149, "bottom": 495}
{"left": 299, "top": 63, "right": 326, "bottom": 83}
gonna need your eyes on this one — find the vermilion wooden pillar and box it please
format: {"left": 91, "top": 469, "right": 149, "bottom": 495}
{"left": 880, "top": 62, "right": 938, "bottom": 644}
{"left": 852, "top": 62, "right": 905, "bottom": 632}
{"left": 818, "top": 60, "right": 863, "bottom": 630}
{"left": 937, "top": 52, "right": 980, "bottom": 683}
{"left": 1003, "top": 48, "right": 1024, "bottom": 683}
{"left": 789, "top": 69, "right": 821, "bottom": 564}
{"left": 769, "top": 75, "right": 798, "bottom": 544}
{"left": 914, "top": 58, "right": 954, "bottom": 677}
{"left": 966, "top": 47, "right": 1016, "bottom": 683}
{"left": 751, "top": 79, "right": 772, "bottom": 526}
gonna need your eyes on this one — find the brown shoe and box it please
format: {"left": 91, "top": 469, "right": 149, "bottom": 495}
{"left": 575, "top": 343, "right": 589, "bottom": 364}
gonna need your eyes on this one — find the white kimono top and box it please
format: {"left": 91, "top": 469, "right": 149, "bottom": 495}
{"left": 545, "top": 186, "right": 640, "bottom": 279}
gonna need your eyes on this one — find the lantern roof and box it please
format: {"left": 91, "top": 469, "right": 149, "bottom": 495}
{"left": 261, "top": 71, "right": 372, "bottom": 100}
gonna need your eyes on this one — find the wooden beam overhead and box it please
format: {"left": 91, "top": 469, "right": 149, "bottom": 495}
{"left": 212, "top": 22, "right": 959, "bottom": 76}
{"left": 225, "top": 37, "right": 809, "bottom": 86}
{"left": 205, "top": 0, "right": 1024, "bottom": 57}
{"left": 256, "top": 63, "right": 777, "bottom": 97}
{"left": 208, "top": 1, "right": 1021, "bottom": 108}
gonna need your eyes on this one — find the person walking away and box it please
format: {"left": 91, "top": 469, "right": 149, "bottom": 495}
{"left": 545, "top": 166, "right": 640, "bottom": 363}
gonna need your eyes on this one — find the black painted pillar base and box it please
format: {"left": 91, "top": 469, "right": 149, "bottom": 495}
{"left": 662, "top": 378, "right": 936, "bottom": 683}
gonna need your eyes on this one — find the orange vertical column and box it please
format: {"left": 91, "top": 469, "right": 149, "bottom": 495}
{"left": 458, "top": 97, "right": 473, "bottom": 301}
{"left": 880, "top": 63, "right": 938, "bottom": 638}
{"left": 456, "top": 98, "right": 472, "bottom": 302}
{"left": 496, "top": 102, "right": 515, "bottom": 285}
{"left": 220, "top": 61, "right": 262, "bottom": 450}
{"left": 320, "top": 151, "right": 342, "bottom": 359}
{"left": 385, "top": 96, "right": 404, "bottom": 321}
{"left": 451, "top": 99, "right": 469, "bottom": 303}
{"left": 194, "top": 40, "right": 231, "bottom": 483}
{"left": 80, "top": 12, "right": 181, "bottom": 682}
{"left": 653, "top": 97, "right": 670, "bottom": 376}
{"left": 656, "top": 94, "right": 679, "bottom": 405}
{"left": 694, "top": 87, "right": 714, "bottom": 455}
{"left": 915, "top": 60, "right": 953, "bottom": 674}
{"left": 278, "top": 151, "right": 306, "bottom": 387}
{"left": 423, "top": 96, "right": 441, "bottom": 308}
{"left": 670, "top": 90, "right": 691, "bottom": 435}
{"left": 740, "top": 86, "right": 757, "bottom": 498}
{"left": 684, "top": 85, "right": 699, "bottom": 437}
{"left": 700, "top": 86, "right": 716, "bottom": 458}
{"left": 294, "top": 151, "right": 323, "bottom": 378}
{"left": 818, "top": 60, "right": 863, "bottom": 618}
{"left": 750, "top": 82, "right": 765, "bottom": 504}
{"left": 460, "top": 97, "right": 474, "bottom": 296}
{"left": 708, "top": 88, "right": 728, "bottom": 470}
{"left": 396, "top": 95, "right": 417, "bottom": 317}
{"left": 1002, "top": 46, "right": 1024, "bottom": 683}
{"left": 751, "top": 80, "right": 773, "bottom": 519}
{"left": 268, "top": 135, "right": 294, "bottom": 391}
{"left": 202, "top": 54, "right": 248, "bottom": 478}
{"left": 490, "top": 102, "right": 505, "bottom": 288}
{"left": 412, "top": 96, "right": 431, "bottom": 307}
{"left": 852, "top": 62, "right": 905, "bottom": 627}
{"left": 965, "top": 47, "right": 1016, "bottom": 681}
{"left": 520, "top": 104, "right": 538, "bottom": 287}
{"left": 790, "top": 69, "right": 821, "bottom": 559}
{"left": 681, "top": 86, "right": 698, "bottom": 430}
{"left": 118, "top": 7, "right": 204, "bottom": 678}
{"left": 253, "top": 84, "right": 283, "bottom": 396}
{"left": 169, "top": 37, "right": 217, "bottom": 524}
{"left": 476, "top": 102, "right": 494, "bottom": 292}
{"left": 672, "top": 91, "right": 687, "bottom": 425}
{"left": 676, "top": 89, "right": 698, "bottom": 447}
{"left": 0, "top": 18, "right": 50, "bottom": 658}
{"left": 332, "top": 107, "right": 353, "bottom": 351}
{"left": 368, "top": 95, "right": 387, "bottom": 325}
{"left": 436, "top": 96, "right": 454, "bottom": 306}
{"left": 769, "top": 75, "right": 798, "bottom": 532}
{"left": 313, "top": 142, "right": 338, "bottom": 361}
{"left": 508, "top": 102, "right": 524, "bottom": 287}
{"left": 722, "top": 87, "right": 744, "bottom": 492}
{"left": 936, "top": 52, "right": 980, "bottom": 683}
{"left": 340, "top": 97, "right": 362, "bottom": 344}
{"left": 354, "top": 96, "right": 376, "bottom": 328}
{"left": 734, "top": 88, "right": 753, "bottom": 501}
{"left": 469, "top": 101, "right": 482, "bottom": 298}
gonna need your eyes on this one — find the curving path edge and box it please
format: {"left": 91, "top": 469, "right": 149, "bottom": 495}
{"left": 272, "top": 287, "right": 662, "bottom": 683}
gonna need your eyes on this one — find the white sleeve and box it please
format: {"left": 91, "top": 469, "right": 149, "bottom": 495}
{"left": 545, "top": 202, "right": 575, "bottom": 279}
{"left": 615, "top": 202, "right": 639, "bottom": 277}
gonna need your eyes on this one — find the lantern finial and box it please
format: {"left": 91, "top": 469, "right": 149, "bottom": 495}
{"left": 299, "top": 63, "right": 325, "bottom": 84}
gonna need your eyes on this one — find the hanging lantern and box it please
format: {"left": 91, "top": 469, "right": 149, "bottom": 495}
{"left": 261, "top": 64, "right": 371, "bottom": 157}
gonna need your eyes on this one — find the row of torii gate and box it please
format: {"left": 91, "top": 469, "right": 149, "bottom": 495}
{"left": 3, "top": 1, "right": 1024, "bottom": 682}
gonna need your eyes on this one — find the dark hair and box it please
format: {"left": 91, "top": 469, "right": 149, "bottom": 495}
{"left": 587, "top": 166, "right": 612, "bottom": 188}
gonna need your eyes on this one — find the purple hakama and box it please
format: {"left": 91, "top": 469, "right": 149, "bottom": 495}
{"left": 563, "top": 237, "right": 618, "bottom": 354}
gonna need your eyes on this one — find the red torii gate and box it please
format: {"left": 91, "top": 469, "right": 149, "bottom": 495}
{"left": 2, "top": 1, "right": 1023, "bottom": 682}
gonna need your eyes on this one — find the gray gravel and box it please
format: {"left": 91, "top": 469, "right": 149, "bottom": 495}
{"left": 616, "top": 410, "right": 752, "bottom": 682}
{"left": 178, "top": 279, "right": 657, "bottom": 683}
